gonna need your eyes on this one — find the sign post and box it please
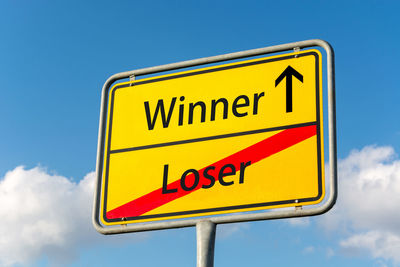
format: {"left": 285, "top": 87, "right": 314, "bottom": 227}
{"left": 93, "top": 39, "right": 336, "bottom": 266}
{"left": 197, "top": 220, "right": 216, "bottom": 267}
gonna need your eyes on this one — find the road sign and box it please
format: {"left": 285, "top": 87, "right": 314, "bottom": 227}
{"left": 97, "top": 48, "right": 325, "bottom": 226}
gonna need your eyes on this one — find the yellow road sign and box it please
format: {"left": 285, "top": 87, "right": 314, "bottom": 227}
{"left": 99, "top": 49, "right": 324, "bottom": 225}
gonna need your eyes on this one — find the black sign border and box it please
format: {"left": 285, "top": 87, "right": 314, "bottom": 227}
{"left": 101, "top": 51, "right": 322, "bottom": 224}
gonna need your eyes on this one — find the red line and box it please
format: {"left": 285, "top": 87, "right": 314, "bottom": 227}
{"left": 106, "top": 125, "right": 317, "bottom": 219}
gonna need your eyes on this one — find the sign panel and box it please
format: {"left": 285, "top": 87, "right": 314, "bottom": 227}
{"left": 99, "top": 49, "right": 324, "bottom": 226}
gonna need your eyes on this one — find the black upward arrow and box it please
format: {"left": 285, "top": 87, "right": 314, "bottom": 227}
{"left": 275, "top": 65, "right": 303, "bottom": 113}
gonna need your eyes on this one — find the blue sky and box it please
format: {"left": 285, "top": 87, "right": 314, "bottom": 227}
{"left": 1, "top": 1, "right": 400, "bottom": 266}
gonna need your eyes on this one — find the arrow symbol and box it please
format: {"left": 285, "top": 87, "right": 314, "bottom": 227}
{"left": 275, "top": 65, "right": 303, "bottom": 113}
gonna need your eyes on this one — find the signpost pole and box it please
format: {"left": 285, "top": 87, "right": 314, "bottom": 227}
{"left": 196, "top": 220, "right": 216, "bottom": 267}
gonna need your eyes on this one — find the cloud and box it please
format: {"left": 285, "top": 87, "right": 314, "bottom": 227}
{"left": 0, "top": 166, "right": 146, "bottom": 266}
{"left": 302, "top": 246, "right": 315, "bottom": 254}
{"left": 326, "top": 247, "right": 335, "bottom": 258}
{"left": 340, "top": 231, "right": 400, "bottom": 262}
{"left": 318, "top": 145, "right": 400, "bottom": 264}
{"left": 287, "top": 217, "right": 310, "bottom": 227}
{"left": 217, "top": 222, "right": 249, "bottom": 239}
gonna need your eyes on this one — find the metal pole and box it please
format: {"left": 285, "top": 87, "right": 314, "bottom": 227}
{"left": 196, "top": 220, "right": 216, "bottom": 267}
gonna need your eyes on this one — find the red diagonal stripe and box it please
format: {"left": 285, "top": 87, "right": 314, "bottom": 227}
{"left": 107, "top": 124, "right": 317, "bottom": 219}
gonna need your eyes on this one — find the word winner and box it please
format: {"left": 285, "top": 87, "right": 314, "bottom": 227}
{"left": 144, "top": 92, "right": 265, "bottom": 130}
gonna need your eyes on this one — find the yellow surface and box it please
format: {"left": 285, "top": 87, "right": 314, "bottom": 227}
{"left": 100, "top": 49, "right": 324, "bottom": 225}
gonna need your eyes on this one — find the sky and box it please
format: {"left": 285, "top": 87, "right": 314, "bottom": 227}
{"left": 1, "top": 0, "right": 400, "bottom": 266}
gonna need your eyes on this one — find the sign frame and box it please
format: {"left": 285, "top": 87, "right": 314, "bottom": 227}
{"left": 92, "top": 39, "right": 336, "bottom": 235}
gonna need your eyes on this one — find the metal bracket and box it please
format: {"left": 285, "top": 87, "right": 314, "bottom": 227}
{"left": 294, "top": 47, "right": 300, "bottom": 57}
{"left": 121, "top": 217, "right": 127, "bottom": 227}
{"left": 129, "top": 74, "right": 135, "bottom": 86}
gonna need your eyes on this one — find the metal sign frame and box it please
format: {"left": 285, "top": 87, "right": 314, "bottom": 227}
{"left": 92, "top": 39, "right": 336, "bottom": 235}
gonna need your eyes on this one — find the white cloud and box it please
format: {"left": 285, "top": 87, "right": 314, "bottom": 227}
{"left": 340, "top": 231, "right": 400, "bottom": 262}
{"left": 287, "top": 217, "right": 310, "bottom": 227}
{"left": 302, "top": 246, "right": 315, "bottom": 254}
{"left": 318, "top": 145, "right": 400, "bottom": 264}
{"left": 0, "top": 166, "right": 147, "bottom": 266}
{"left": 326, "top": 247, "right": 335, "bottom": 258}
{"left": 218, "top": 222, "right": 249, "bottom": 239}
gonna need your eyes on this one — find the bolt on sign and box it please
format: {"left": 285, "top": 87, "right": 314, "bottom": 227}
{"left": 93, "top": 40, "right": 337, "bottom": 232}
